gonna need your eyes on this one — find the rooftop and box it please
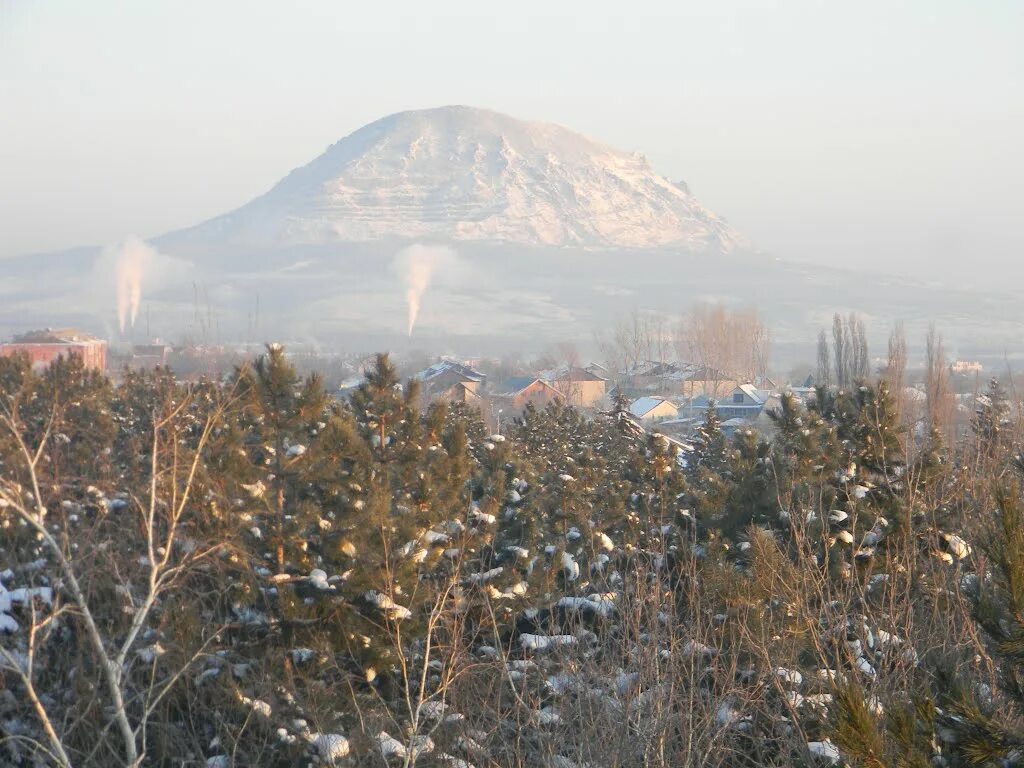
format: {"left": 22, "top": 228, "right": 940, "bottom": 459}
{"left": 414, "top": 358, "right": 486, "bottom": 384}
{"left": 498, "top": 376, "right": 543, "bottom": 395}
{"left": 629, "top": 396, "right": 677, "bottom": 418}
{"left": 543, "top": 366, "right": 608, "bottom": 382}
{"left": 8, "top": 328, "right": 103, "bottom": 344}
{"left": 737, "top": 383, "right": 767, "bottom": 403}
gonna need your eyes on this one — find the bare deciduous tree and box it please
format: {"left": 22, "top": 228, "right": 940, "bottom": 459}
{"left": 886, "top": 321, "right": 908, "bottom": 424}
{"left": 816, "top": 330, "right": 832, "bottom": 388}
{"left": 0, "top": 391, "right": 229, "bottom": 767}
{"left": 852, "top": 313, "right": 870, "bottom": 381}
{"left": 597, "top": 310, "right": 676, "bottom": 393}
{"left": 924, "top": 323, "right": 955, "bottom": 440}
{"left": 676, "top": 303, "right": 769, "bottom": 394}
{"left": 832, "top": 314, "right": 848, "bottom": 389}
{"left": 597, "top": 312, "right": 646, "bottom": 385}
{"left": 830, "top": 313, "right": 869, "bottom": 388}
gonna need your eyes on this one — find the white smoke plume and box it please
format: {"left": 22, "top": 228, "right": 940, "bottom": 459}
{"left": 393, "top": 244, "right": 456, "bottom": 336}
{"left": 99, "top": 238, "right": 158, "bottom": 334}
{"left": 110, "top": 237, "right": 157, "bottom": 333}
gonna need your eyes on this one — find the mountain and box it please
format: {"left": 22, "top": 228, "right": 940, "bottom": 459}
{"left": 165, "top": 105, "right": 745, "bottom": 252}
{"left": 4, "top": 106, "right": 1023, "bottom": 359}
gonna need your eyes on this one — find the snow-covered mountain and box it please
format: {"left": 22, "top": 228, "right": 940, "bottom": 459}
{"left": 166, "top": 105, "right": 745, "bottom": 251}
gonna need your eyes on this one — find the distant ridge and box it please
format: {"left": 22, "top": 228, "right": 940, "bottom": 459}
{"left": 165, "top": 105, "right": 746, "bottom": 251}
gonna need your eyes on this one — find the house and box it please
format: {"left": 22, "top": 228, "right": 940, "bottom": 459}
{"left": 679, "top": 366, "right": 741, "bottom": 401}
{"left": 438, "top": 381, "right": 484, "bottom": 406}
{"left": 951, "top": 360, "right": 983, "bottom": 375}
{"left": 414, "top": 359, "right": 487, "bottom": 388}
{"left": 413, "top": 359, "right": 487, "bottom": 400}
{"left": 687, "top": 384, "right": 767, "bottom": 421}
{"left": 720, "top": 384, "right": 768, "bottom": 419}
{"left": 619, "top": 360, "right": 690, "bottom": 395}
{"left": 643, "top": 361, "right": 685, "bottom": 378}
{"left": 544, "top": 367, "right": 607, "bottom": 408}
{"left": 495, "top": 377, "right": 564, "bottom": 413}
{"left": 628, "top": 396, "right": 679, "bottom": 423}
{"left": 0, "top": 328, "right": 107, "bottom": 372}
{"left": 626, "top": 360, "right": 687, "bottom": 379}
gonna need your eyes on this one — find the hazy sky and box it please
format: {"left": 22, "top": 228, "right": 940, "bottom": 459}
{"left": 2, "top": 1, "right": 1022, "bottom": 284}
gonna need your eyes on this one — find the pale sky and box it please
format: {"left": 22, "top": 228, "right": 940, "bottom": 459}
{"left": 2, "top": 1, "right": 1022, "bottom": 284}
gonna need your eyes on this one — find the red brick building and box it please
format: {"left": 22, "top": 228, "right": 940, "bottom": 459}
{"left": 0, "top": 328, "right": 107, "bottom": 373}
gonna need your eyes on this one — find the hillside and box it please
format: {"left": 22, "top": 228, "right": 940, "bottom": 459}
{"left": 163, "top": 106, "right": 745, "bottom": 251}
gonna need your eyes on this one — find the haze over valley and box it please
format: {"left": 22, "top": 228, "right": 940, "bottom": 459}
{"left": 2, "top": 105, "right": 1021, "bottom": 363}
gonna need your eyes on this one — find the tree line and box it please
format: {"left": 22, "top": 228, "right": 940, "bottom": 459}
{"left": 0, "top": 346, "right": 1022, "bottom": 766}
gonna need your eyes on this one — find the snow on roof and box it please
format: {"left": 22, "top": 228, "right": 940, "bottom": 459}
{"left": 566, "top": 367, "right": 607, "bottom": 381}
{"left": 629, "top": 396, "right": 677, "bottom": 418}
{"left": 414, "top": 359, "right": 485, "bottom": 384}
{"left": 657, "top": 433, "right": 694, "bottom": 454}
{"left": 9, "top": 328, "right": 103, "bottom": 344}
{"left": 498, "top": 376, "right": 543, "bottom": 395}
{"left": 721, "top": 417, "right": 751, "bottom": 427}
{"left": 626, "top": 360, "right": 697, "bottom": 378}
{"left": 541, "top": 366, "right": 607, "bottom": 382}
{"left": 682, "top": 365, "right": 734, "bottom": 382}
{"left": 737, "top": 383, "right": 765, "bottom": 403}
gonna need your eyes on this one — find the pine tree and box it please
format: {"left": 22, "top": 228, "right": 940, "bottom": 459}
{"left": 690, "top": 399, "right": 729, "bottom": 476}
{"left": 685, "top": 400, "right": 734, "bottom": 531}
{"left": 0, "top": 350, "right": 31, "bottom": 399}
{"left": 850, "top": 381, "right": 905, "bottom": 492}
{"left": 33, "top": 353, "right": 116, "bottom": 486}
{"left": 830, "top": 680, "right": 935, "bottom": 768}
{"left": 0, "top": 352, "right": 36, "bottom": 468}
{"left": 348, "top": 353, "right": 421, "bottom": 469}
{"left": 112, "top": 365, "right": 180, "bottom": 487}
{"left": 803, "top": 380, "right": 909, "bottom": 579}
{"left": 610, "top": 386, "right": 630, "bottom": 415}
{"left": 312, "top": 354, "right": 481, "bottom": 685}
{"left": 769, "top": 392, "right": 829, "bottom": 490}
{"left": 723, "top": 427, "right": 775, "bottom": 536}
{"left": 973, "top": 377, "right": 1012, "bottom": 463}
{"left": 236, "top": 343, "right": 328, "bottom": 570}
{"left": 826, "top": 381, "right": 906, "bottom": 554}
{"left": 931, "top": 476, "right": 1024, "bottom": 764}
{"left": 607, "top": 387, "right": 640, "bottom": 437}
